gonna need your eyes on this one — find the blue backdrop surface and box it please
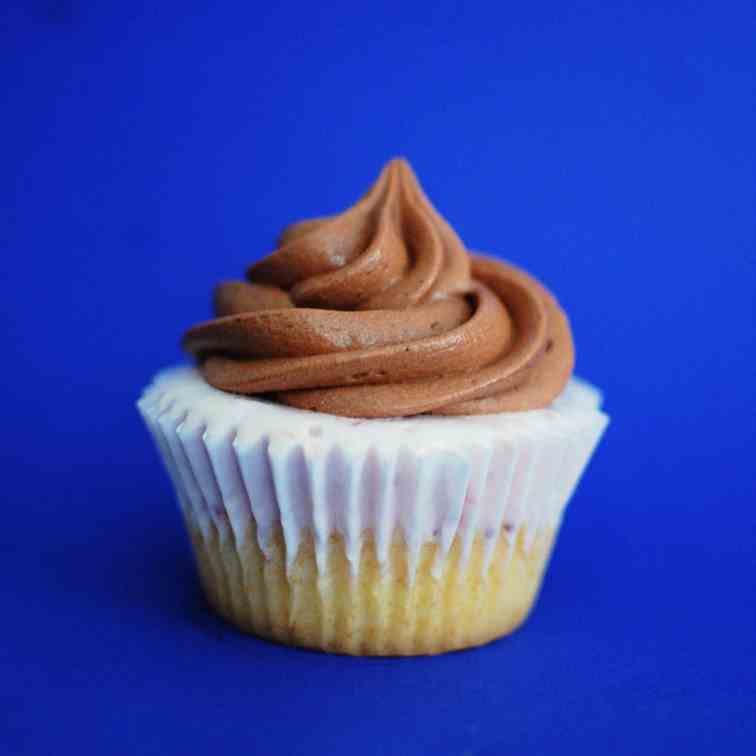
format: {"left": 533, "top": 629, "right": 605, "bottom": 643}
{"left": 2, "top": 2, "right": 755, "bottom": 754}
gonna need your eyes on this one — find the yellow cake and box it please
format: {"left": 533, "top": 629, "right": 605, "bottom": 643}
{"left": 139, "top": 366, "right": 607, "bottom": 656}
{"left": 191, "top": 522, "right": 556, "bottom": 656}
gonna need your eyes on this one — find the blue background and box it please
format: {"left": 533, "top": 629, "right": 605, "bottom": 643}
{"left": 2, "top": 1, "right": 755, "bottom": 754}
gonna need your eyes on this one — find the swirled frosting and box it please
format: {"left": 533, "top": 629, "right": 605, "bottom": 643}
{"left": 182, "top": 159, "right": 574, "bottom": 417}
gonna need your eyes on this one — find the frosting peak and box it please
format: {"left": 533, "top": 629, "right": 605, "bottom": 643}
{"left": 183, "top": 159, "right": 574, "bottom": 417}
{"left": 247, "top": 159, "right": 470, "bottom": 309}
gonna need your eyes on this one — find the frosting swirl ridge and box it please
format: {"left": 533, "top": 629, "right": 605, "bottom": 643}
{"left": 182, "top": 159, "right": 574, "bottom": 417}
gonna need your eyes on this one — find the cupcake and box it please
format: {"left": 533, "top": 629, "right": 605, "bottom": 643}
{"left": 138, "top": 158, "right": 608, "bottom": 655}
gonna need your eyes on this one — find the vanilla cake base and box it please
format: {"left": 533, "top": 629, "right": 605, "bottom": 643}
{"left": 139, "top": 366, "right": 607, "bottom": 655}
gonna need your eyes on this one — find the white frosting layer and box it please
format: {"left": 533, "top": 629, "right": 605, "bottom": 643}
{"left": 138, "top": 366, "right": 608, "bottom": 580}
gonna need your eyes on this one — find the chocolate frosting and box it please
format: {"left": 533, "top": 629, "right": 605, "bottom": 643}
{"left": 183, "top": 159, "right": 574, "bottom": 417}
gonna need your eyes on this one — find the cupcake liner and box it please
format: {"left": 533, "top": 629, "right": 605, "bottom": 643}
{"left": 138, "top": 367, "right": 608, "bottom": 584}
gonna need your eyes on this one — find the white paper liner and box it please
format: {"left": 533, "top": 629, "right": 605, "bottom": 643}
{"left": 138, "top": 366, "right": 608, "bottom": 583}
